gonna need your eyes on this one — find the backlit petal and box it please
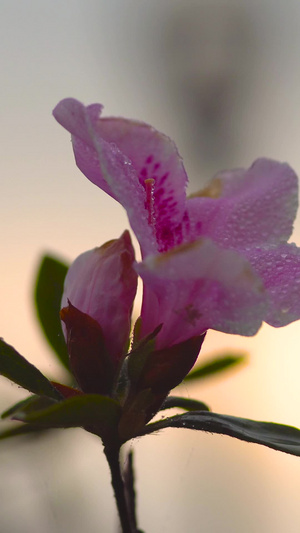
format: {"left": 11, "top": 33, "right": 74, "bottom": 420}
{"left": 95, "top": 118, "right": 188, "bottom": 252}
{"left": 137, "top": 239, "right": 267, "bottom": 349}
{"left": 53, "top": 98, "right": 156, "bottom": 255}
{"left": 187, "top": 159, "right": 298, "bottom": 249}
{"left": 245, "top": 242, "right": 300, "bottom": 327}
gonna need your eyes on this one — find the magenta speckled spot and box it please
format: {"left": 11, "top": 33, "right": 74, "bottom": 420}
{"left": 154, "top": 188, "right": 164, "bottom": 198}
{"left": 146, "top": 155, "right": 153, "bottom": 164}
{"left": 160, "top": 173, "right": 169, "bottom": 184}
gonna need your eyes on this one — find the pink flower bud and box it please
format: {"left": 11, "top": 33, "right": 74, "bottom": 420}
{"left": 61, "top": 231, "right": 137, "bottom": 365}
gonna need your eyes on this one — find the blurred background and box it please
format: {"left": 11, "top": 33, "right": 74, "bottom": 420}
{"left": 1, "top": 0, "right": 300, "bottom": 531}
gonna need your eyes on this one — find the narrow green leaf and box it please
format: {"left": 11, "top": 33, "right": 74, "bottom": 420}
{"left": 0, "top": 423, "right": 46, "bottom": 441}
{"left": 0, "top": 339, "right": 62, "bottom": 400}
{"left": 13, "top": 394, "right": 121, "bottom": 442}
{"left": 2, "top": 396, "right": 37, "bottom": 418}
{"left": 184, "top": 353, "right": 247, "bottom": 382}
{"left": 2, "top": 395, "right": 56, "bottom": 419}
{"left": 34, "top": 254, "right": 70, "bottom": 371}
{"left": 160, "top": 396, "right": 210, "bottom": 412}
{"left": 140, "top": 411, "right": 300, "bottom": 457}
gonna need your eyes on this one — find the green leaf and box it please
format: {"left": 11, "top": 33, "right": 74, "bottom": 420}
{"left": 184, "top": 353, "right": 247, "bottom": 382}
{"left": 2, "top": 395, "right": 56, "bottom": 419}
{"left": 0, "top": 339, "right": 62, "bottom": 400}
{"left": 140, "top": 411, "right": 300, "bottom": 457}
{"left": 2, "top": 395, "right": 39, "bottom": 418}
{"left": 13, "top": 394, "right": 121, "bottom": 443}
{"left": 160, "top": 396, "right": 210, "bottom": 412}
{"left": 0, "top": 423, "right": 46, "bottom": 441}
{"left": 34, "top": 254, "right": 70, "bottom": 371}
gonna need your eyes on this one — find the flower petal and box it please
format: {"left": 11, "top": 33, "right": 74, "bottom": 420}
{"left": 61, "top": 231, "right": 137, "bottom": 361}
{"left": 53, "top": 98, "right": 189, "bottom": 255}
{"left": 95, "top": 117, "right": 188, "bottom": 252}
{"left": 53, "top": 98, "right": 156, "bottom": 255}
{"left": 137, "top": 239, "right": 267, "bottom": 349}
{"left": 187, "top": 159, "right": 298, "bottom": 249}
{"left": 245, "top": 242, "right": 300, "bottom": 327}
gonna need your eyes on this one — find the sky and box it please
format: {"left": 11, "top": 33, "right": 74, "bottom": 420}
{"left": 1, "top": 1, "right": 300, "bottom": 531}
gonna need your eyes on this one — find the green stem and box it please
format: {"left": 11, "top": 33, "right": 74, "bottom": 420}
{"left": 104, "top": 445, "right": 134, "bottom": 533}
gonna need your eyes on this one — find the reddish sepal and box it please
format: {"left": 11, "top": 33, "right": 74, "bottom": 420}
{"left": 60, "top": 302, "right": 114, "bottom": 395}
{"left": 51, "top": 381, "right": 83, "bottom": 398}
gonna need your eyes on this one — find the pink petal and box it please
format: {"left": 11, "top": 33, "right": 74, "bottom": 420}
{"left": 53, "top": 98, "right": 189, "bottom": 255}
{"left": 136, "top": 239, "right": 267, "bottom": 349}
{"left": 95, "top": 118, "right": 188, "bottom": 252}
{"left": 245, "top": 242, "right": 300, "bottom": 327}
{"left": 187, "top": 159, "right": 298, "bottom": 249}
{"left": 61, "top": 231, "right": 137, "bottom": 361}
{"left": 53, "top": 98, "right": 156, "bottom": 256}
{"left": 53, "top": 98, "right": 104, "bottom": 147}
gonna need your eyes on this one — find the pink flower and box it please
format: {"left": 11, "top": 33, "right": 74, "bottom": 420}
{"left": 54, "top": 98, "right": 300, "bottom": 349}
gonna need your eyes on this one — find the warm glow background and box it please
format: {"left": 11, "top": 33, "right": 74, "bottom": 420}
{"left": 1, "top": 1, "right": 300, "bottom": 532}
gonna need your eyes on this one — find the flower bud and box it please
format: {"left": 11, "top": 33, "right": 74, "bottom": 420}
{"left": 61, "top": 231, "right": 137, "bottom": 365}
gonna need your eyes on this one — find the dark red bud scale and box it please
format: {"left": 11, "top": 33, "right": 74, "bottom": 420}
{"left": 136, "top": 334, "right": 206, "bottom": 394}
{"left": 60, "top": 302, "right": 114, "bottom": 395}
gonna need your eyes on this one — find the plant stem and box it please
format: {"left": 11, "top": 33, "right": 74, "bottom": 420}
{"left": 104, "top": 445, "right": 134, "bottom": 533}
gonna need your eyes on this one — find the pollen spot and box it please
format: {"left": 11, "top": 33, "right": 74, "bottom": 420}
{"left": 240, "top": 265, "right": 264, "bottom": 291}
{"left": 155, "top": 239, "right": 203, "bottom": 264}
{"left": 184, "top": 304, "right": 201, "bottom": 326}
{"left": 189, "top": 178, "right": 223, "bottom": 199}
{"left": 173, "top": 304, "right": 201, "bottom": 326}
